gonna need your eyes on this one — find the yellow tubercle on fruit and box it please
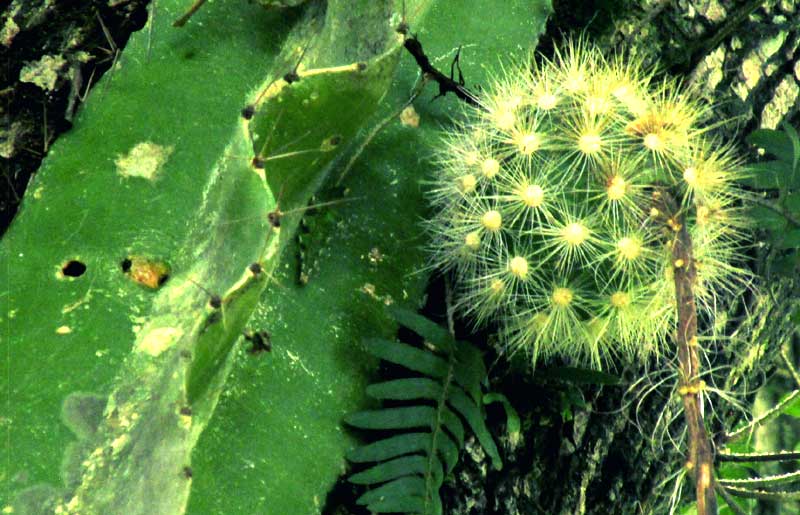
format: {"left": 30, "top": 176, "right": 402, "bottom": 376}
{"left": 465, "top": 231, "right": 481, "bottom": 250}
{"left": 606, "top": 175, "right": 627, "bottom": 200}
{"left": 682, "top": 166, "right": 698, "bottom": 185}
{"left": 494, "top": 108, "right": 517, "bottom": 131}
{"left": 563, "top": 69, "right": 586, "bottom": 93}
{"left": 481, "top": 210, "right": 502, "bottom": 231}
{"left": 642, "top": 132, "right": 664, "bottom": 151}
{"left": 509, "top": 256, "right": 529, "bottom": 278}
{"left": 481, "top": 157, "right": 501, "bottom": 179}
{"left": 458, "top": 174, "right": 477, "bottom": 193}
{"left": 612, "top": 85, "right": 649, "bottom": 116}
{"left": 610, "top": 291, "right": 630, "bottom": 308}
{"left": 681, "top": 144, "right": 742, "bottom": 198}
{"left": 537, "top": 92, "right": 558, "bottom": 110}
{"left": 532, "top": 311, "right": 550, "bottom": 328}
{"left": 490, "top": 278, "right": 505, "bottom": 294}
{"left": 578, "top": 132, "right": 603, "bottom": 155}
{"left": 611, "top": 83, "right": 632, "bottom": 100}
{"left": 696, "top": 204, "right": 712, "bottom": 226}
{"left": 470, "top": 126, "right": 488, "bottom": 145}
{"left": 695, "top": 201, "right": 737, "bottom": 233}
{"left": 464, "top": 150, "right": 480, "bottom": 166}
{"left": 562, "top": 222, "right": 590, "bottom": 246}
{"left": 552, "top": 287, "right": 574, "bottom": 306}
{"left": 616, "top": 236, "right": 642, "bottom": 260}
{"left": 693, "top": 194, "right": 749, "bottom": 238}
{"left": 518, "top": 184, "right": 545, "bottom": 208}
{"left": 515, "top": 132, "right": 542, "bottom": 155}
{"left": 503, "top": 93, "right": 525, "bottom": 110}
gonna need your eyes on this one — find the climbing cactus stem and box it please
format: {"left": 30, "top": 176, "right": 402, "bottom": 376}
{"left": 667, "top": 196, "right": 717, "bottom": 515}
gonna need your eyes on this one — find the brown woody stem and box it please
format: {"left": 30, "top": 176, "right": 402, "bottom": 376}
{"left": 667, "top": 199, "right": 718, "bottom": 515}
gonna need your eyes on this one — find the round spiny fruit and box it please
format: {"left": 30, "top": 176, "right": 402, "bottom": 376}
{"left": 426, "top": 39, "right": 749, "bottom": 369}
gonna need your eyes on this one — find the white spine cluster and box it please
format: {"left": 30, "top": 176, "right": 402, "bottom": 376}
{"left": 427, "top": 40, "right": 749, "bottom": 369}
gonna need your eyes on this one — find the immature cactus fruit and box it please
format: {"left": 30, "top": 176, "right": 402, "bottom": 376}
{"left": 427, "top": 40, "right": 748, "bottom": 369}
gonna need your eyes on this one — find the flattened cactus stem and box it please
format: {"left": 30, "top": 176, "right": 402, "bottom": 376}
{"left": 54, "top": 261, "right": 270, "bottom": 515}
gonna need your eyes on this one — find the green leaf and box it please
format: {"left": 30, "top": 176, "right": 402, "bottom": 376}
{"left": 721, "top": 485, "right": 800, "bottom": 501}
{"left": 447, "top": 388, "right": 502, "bottom": 470}
{"left": 357, "top": 476, "right": 428, "bottom": 505}
{"left": 2, "top": 0, "right": 414, "bottom": 512}
{"left": 346, "top": 406, "right": 465, "bottom": 448}
{"left": 747, "top": 128, "right": 795, "bottom": 164}
{"left": 345, "top": 431, "right": 458, "bottom": 474}
{"left": 748, "top": 205, "right": 789, "bottom": 232}
{"left": 349, "top": 455, "right": 440, "bottom": 486}
{"left": 367, "top": 378, "right": 445, "bottom": 400}
{"left": 346, "top": 406, "right": 439, "bottom": 430}
{"left": 364, "top": 338, "right": 452, "bottom": 378}
{"left": 4, "top": 0, "right": 553, "bottom": 512}
{"left": 741, "top": 161, "right": 794, "bottom": 189}
{"left": 782, "top": 121, "right": 800, "bottom": 175}
{"left": 718, "top": 470, "right": 800, "bottom": 489}
{"left": 785, "top": 191, "right": 800, "bottom": 215}
{"left": 744, "top": 124, "right": 800, "bottom": 190}
{"left": 388, "top": 306, "right": 454, "bottom": 352}
{"left": 484, "top": 392, "right": 522, "bottom": 437}
{"left": 772, "top": 254, "right": 800, "bottom": 276}
{"left": 365, "top": 378, "right": 502, "bottom": 470}
{"left": 248, "top": 25, "right": 403, "bottom": 253}
{"left": 779, "top": 390, "right": 800, "bottom": 418}
{"left": 366, "top": 496, "right": 431, "bottom": 515}
{"left": 346, "top": 315, "right": 505, "bottom": 514}
{"left": 452, "top": 340, "right": 489, "bottom": 404}
{"left": 338, "top": 2, "right": 556, "bottom": 511}
{"left": 432, "top": 433, "right": 460, "bottom": 473}
{"left": 347, "top": 432, "right": 434, "bottom": 463}
{"left": 778, "top": 229, "right": 800, "bottom": 249}
{"left": 186, "top": 1, "right": 433, "bottom": 510}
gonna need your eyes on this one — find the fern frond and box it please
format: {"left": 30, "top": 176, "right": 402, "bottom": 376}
{"left": 344, "top": 307, "right": 503, "bottom": 515}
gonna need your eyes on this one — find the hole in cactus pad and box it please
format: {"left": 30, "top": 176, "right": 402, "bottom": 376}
{"left": 61, "top": 260, "right": 86, "bottom": 278}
